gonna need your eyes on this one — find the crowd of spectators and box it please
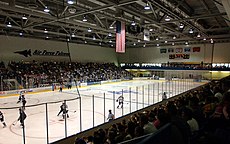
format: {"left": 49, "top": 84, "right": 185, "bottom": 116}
{"left": 0, "top": 61, "right": 132, "bottom": 91}
{"left": 122, "top": 62, "right": 230, "bottom": 70}
{"left": 74, "top": 79, "right": 230, "bottom": 144}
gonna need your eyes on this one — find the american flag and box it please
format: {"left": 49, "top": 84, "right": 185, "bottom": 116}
{"left": 116, "top": 21, "right": 125, "bottom": 53}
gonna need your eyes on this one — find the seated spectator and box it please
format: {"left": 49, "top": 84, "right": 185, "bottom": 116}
{"left": 181, "top": 107, "right": 199, "bottom": 134}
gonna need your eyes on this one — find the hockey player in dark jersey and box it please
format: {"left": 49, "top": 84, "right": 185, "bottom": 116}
{"left": 17, "top": 91, "right": 24, "bottom": 103}
{"left": 0, "top": 111, "right": 7, "bottom": 128}
{"left": 116, "top": 95, "right": 124, "bottom": 109}
{"left": 57, "top": 102, "right": 69, "bottom": 119}
{"left": 18, "top": 108, "right": 27, "bottom": 127}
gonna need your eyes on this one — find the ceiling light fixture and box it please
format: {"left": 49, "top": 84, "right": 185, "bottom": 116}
{"left": 109, "top": 26, "right": 114, "bottom": 29}
{"left": 185, "top": 41, "right": 189, "bottom": 45}
{"left": 210, "top": 39, "right": 214, "bottom": 43}
{"left": 84, "top": 40, "right": 87, "bottom": 43}
{"left": 165, "top": 40, "right": 168, "bottom": 43}
{"left": 82, "top": 15, "right": 87, "bottom": 22}
{"left": 131, "top": 21, "right": 136, "bottom": 26}
{"left": 67, "top": 0, "right": 74, "bottom": 5}
{"left": 44, "top": 6, "right": 50, "bottom": 13}
{"left": 172, "top": 42, "right": 175, "bottom": 46}
{"left": 144, "top": 2, "right": 150, "bottom": 10}
{"left": 157, "top": 44, "right": 160, "bottom": 47}
{"left": 179, "top": 23, "right": 184, "bottom": 29}
{"left": 87, "top": 28, "right": 92, "bottom": 32}
{"left": 143, "top": 43, "right": 146, "bottom": 47}
{"left": 189, "top": 28, "right": 194, "bottom": 34}
{"left": 6, "top": 22, "right": 12, "bottom": 27}
{"left": 197, "top": 33, "right": 201, "bottom": 38}
{"left": 133, "top": 42, "right": 136, "bottom": 46}
{"left": 108, "top": 33, "right": 112, "bottom": 37}
{"left": 173, "top": 36, "right": 176, "bottom": 39}
{"left": 203, "top": 38, "right": 206, "bottom": 41}
{"left": 19, "top": 32, "right": 23, "bottom": 36}
{"left": 93, "top": 36, "right": 96, "bottom": 40}
{"left": 44, "top": 29, "right": 48, "bottom": 33}
{"left": 71, "top": 33, "right": 75, "bottom": 37}
{"left": 165, "top": 15, "right": 171, "bottom": 21}
{"left": 109, "top": 40, "right": 112, "bottom": 43}
{"left": 138, "top": 39, "right": 140, "bottom": 42}
{"left": 22, "top": 15, "right": 27, "bottom": 20}
{"left": 149, "top": 28, "right": 153, "bottom": 32}
{"left": 156, "top": 37, "right": 159, "bottom": 41}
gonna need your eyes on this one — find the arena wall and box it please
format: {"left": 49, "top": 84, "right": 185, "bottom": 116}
{"left": 1, "top": 36, "right": 230, "bottom": 64}
{"left": 118, "top": 43, "right": 230, "bottom": 64}
{"left": 0, "top": 36, "right": 118, "bottom": 64}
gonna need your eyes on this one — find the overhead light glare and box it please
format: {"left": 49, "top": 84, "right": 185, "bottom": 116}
{"left": 87, "top": 28, "right": 92, "bottom": 32}
{"left": 144, "top": 2, "right": 150, "bottom": 10}
{"left": 108, "top": 33, "right": 112, "bottom": 37}
{"left": 189, "top": 29, "right": 194, "bottom": 34}
{"left": 173, "top": 36, "right": 176, "bottom": 39}
{"left": 6, "top": 22, "right": 12, "bottom": 27}
{"left": 179, "top": 23, "right": 184, "bottom": 29}
{"left": 203, "top": 38, "right": 206, "bottom": 41}
{"left": 172, "top": 42, "right": 175, "bottom": 46}
{"left": 157, "top": 44, "right": 160, "bottom": 47}
{"left": 131, "top": 21, "right": 136, "bottom": 26}
{"left": 109, "top": 26, "right": 114, "bottom": 29}
{"left": 22, "top": 15, "right": 27, "bottom": 20}
{"left": 82, "top": 16, "right": 87, "bottom": 22}
{"left": 197, "top": 33, "right": 201, "bottom": 38}
{"left": 211, "top": 38, "right": 214, "bottom": 43}
{"left": 156, "top": 37, "right": 159, "bottom": 41}
{"left": 165, "top": 15, "right": 170, "bottom": 21}
{"left": 44, "top": 6, "right": 50, "bottom": 13}
{"left": 44, "top": 29, "right": 48, "bottom": 33}
{"left": 67, "top": 0, "right": 74, "bottom": 5}
{"left": 71, "top": 33, "right": 75, "bottom": 37}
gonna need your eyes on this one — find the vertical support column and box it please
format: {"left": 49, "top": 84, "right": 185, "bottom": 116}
{"left": 64, "top": 100, "right": 67, "bottom": 138}
{"left": 92, "top": 95, "right": 95, "bottom": 127}
{"left": 0, "top": 76, "right": 3, "bottom": 91}
{"left": 148, "top": 84, "right": 150, "bottom": 105}
{"left": 104, "top": 93, "right": 106, "bottom": 123}
{"left": 129, "top": 87, "right": 131, "bottom": 113}
{"left": 113, "top": 91, "right": 115, "bottom": 118}
{"left": 79, "top": 97, "right": 82, "bottom": 132}
{"left": 153, "top": 84, "right": 154, "bottom": 104}
{"left": 122, "top": 89, "right": 124, "bottom": 116}
{"left": 157, "top": 82, "right": 159, "bottom": 102}
{"left": 142, "top": 85, "right": 144, "bottom": 108}
{"left": 136, "top": 86, "right": 138, "bottom": 110}
{"left": 45, "top": 103, "right": 49, "bottom": 144}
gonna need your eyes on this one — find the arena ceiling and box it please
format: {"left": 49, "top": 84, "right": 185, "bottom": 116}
{"left": 0, "top": 0, "right": 230, "bottom": 48}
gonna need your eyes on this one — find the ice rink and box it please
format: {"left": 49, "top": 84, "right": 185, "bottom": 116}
{"left": 0, "top": 79, "right": 205, "bottom": 144}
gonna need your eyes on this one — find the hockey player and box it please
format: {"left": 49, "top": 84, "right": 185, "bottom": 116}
{"left": 107, "top": 110, "right": 114, "bottom": 122}
{"left": 0, "top": 111, "right": 7, "bottom": 128}
{"left": 17, "top": 91, "right": 24, "bottom": 103}
{"left": 57, "top": 102, "right": 69, "bottom": 119}
{"left": 22, "top": 97, "right": 27, "bottom": 110}
{"left": 116, "top": 95, "right": 124, "bottom": 109}
{"left": 162, "top": 92, "right": 167, "bottom": 100}
{"left": 18, "top": 108, "right": 27, "bottom": 127}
